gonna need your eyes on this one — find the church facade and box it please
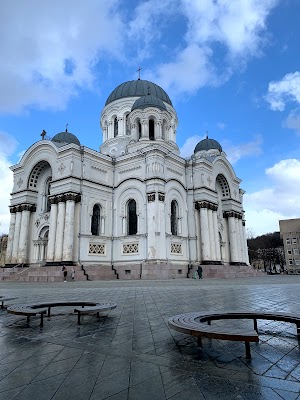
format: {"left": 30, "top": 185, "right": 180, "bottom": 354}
{"left": 5, "top": 79, "right": 249, "bottom": 279}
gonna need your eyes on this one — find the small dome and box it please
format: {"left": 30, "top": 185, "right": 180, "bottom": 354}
{"left": 51, "top": 131, "right": 80, "bottom": 146}
{"left": 131, "top": 94, "right": 167, "bottom": 112}
{"left": 194, "top": 137, "right": 222, "bottom": 153}
{"left": 105, "top": 79, "right": 172, "bottom": 106}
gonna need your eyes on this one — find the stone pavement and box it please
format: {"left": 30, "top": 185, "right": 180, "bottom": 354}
{"left": 0, "top": 276, "right": 300, "bottom": 400}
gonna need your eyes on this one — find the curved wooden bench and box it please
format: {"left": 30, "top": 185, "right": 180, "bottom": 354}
{"left": 7, "top": 301, "right": 117, "bottom": 326}
{"left": 168, "top": 311, "right": 300, "bottom": 359}
{"left": 0, "top": 296, "right": 18, "bottom": 309}
{"left": 7, "top": 305, "right": 47, "bottom": 326}
{"left": 74, "top": 302, "right": 117, "bottom": 325}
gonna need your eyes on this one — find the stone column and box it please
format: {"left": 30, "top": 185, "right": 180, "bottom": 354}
{"left": 226, "top": 212, "right": 239, "bottom": 263}
{"left": 11, "top": 207, "right": 22, "bottom": 264}
{"left": 141, "top": 119, "right": 149, "bottom": 139}
{"left": 199, "top": 202, "right": 211, "bottom": 261}
{"left": 156, "top": 121, "right": 163, "bottom": 140}
{"left": 108, "top": 121, "right": 113, "bottom": 139}
{"left": 207, "top": 209, "right": 216, "bottom": 260}
{"left": 5, "top": 209, "right": 16, "bottom": 264}
{"left": 194, "top": 207, "right": 201, "bottom": 261}
{"left": 54, "top": 198, "right": 66, "bottom": 262}
{"left": 147, "top": 193, "right": 156, "bottom": 259}
{"left": 18, "top": 205, "right": 33, "bottom": 264}
{"left": 242, "top": 220, "right": 249, "bottom": 264}
{"left": 118, "top": 117, "right": 123, "bottom": 136}
{"left": 212, "top": 209, "right": 221, "bottom": 261}
{"left": 131, "top": 123, "right": 138, "bottom": 141}
{"left": 157, "top": 192, "right": 166, "bottom": 259}
{"left": 237, "top": 218, "right": 244, "bottom": 263}
{"left": 62, "top": 194, "right": 77, "bottom": 261}
{"left": 47, "top": 199, "right": 58, "bottom": 262}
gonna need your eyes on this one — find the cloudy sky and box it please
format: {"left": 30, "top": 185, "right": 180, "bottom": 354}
{"left": 1, "top": 0, "right": 300, "bottom": 237}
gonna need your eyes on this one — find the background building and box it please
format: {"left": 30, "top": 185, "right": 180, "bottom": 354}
{"left": 5, "top": 79, "right": 253, "bottom": 279}
{"left": 279, "top": 218, "right": 300, "bottom": 274}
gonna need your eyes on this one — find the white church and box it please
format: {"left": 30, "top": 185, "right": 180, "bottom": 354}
{"left": 5, "top": 78, "right": 253, "bottom": 279}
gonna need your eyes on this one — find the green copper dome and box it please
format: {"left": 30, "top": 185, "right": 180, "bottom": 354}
{"left": 105, "top": 79, "right": 172, "bottom": 106}
{"left": 51, "top": 131, "right": 80, "bottom": 146}
{"left": 131, "top": 94, "right": 167, "bottom": 111}
{"left": 194, "top": 138, "right": 222, "bottom": 153}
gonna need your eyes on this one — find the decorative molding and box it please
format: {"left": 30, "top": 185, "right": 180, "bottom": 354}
{"left": 158, "top": 192, "right": 165, "bottom": 202}
{"left": 147, "top": 193, "right": 155, "bottom": 202}
{"left": 91, "top": 164, "right": 107, "bottom": 174}
{"left": 167, "top": 167, "right": 183, "bottom": 177}
{"left": 10, "top": 203, "right": 36, "bottom": 213}
{"left": 17, "top": 177, "right": 23, "bottom": 188}
{"left": 223, "top": 211, "right": 243, "bottom": 219}
{"left": 194, "top": 201, "right": 218, "bottom": 211}
{"left": 49, "top": 192, "right": 81, "bottom": 204}
{"left": 119, "top": 165, "right": 141, "bottom": 174}
{"left": 58, "top": 163, "right": 66, "bottom": 175}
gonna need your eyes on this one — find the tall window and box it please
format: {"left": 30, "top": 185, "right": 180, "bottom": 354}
{"left": 45, "top": 177, "right": 52, "bottom": 212}
{"left": 91, "top": 204, "right": 101, "bottom": 236}
{"left": 149, "top": 119, "right": 155, "bottom": 140}
{"left": 138, "top": 120, "right": 142, "bottom": 139}
{"left": 128, "top": 199, "right": 137, "bottom": 235}
{"left": 114, "top": 117, "right": 118, "bottom": 137}
{"left": 171, "top": 200, "right": 178, "bottom": 235}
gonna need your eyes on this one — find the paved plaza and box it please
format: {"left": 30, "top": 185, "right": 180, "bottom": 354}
{"left": 0, "top": 276, "right": 300, "bottom": 400}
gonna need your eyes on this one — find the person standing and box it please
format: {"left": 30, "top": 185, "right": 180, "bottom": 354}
{"left": 71, "top": 267, "right": 75, "bottom": 280}
{"left": 62, "top": 265, "right": 68, "bottom": 282}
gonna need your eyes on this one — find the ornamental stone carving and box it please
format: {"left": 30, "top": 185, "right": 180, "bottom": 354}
{"left": 147, "top": 193, "right": 155, "bottom": 202}
{"left": 223, "top": 211, "right": 243, "bottom": 219}
{"left": 194, "top": 201, "right": 218, "bottom": 211}
{"left": 9, "top": 203, "right": 36, "bottom": 213}
{"left": 49, "top": 192, "right": 81, "bottom": 204}
{"left": 158, "top": 193, "right": 165, "bottom": 202}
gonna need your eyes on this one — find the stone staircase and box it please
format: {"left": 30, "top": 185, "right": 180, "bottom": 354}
{"left": 0, "top": 264, "right": 119, "bottom": 282}
{"left": 188, "top": 263, "right": 266, "bottom": 279}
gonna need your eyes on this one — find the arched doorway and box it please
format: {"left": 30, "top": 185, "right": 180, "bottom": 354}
{"left": 34, "top": 227, "right": 49, "bottom": 265}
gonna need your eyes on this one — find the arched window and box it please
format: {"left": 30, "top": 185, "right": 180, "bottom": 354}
{"left": 128, "top": 199, "right": 137, "bottom": 235}
{"left": 149, "top": 119, "right": 155, "bottom": 140}
{"left": 171, "top": 200, "right": 178, "bottom": 235}
{"left": 114, "top": 117, "right": 118, "bottom": 137}
{"left": 91, "top": 204, "right": 101, "bottom": 236}
{"left": 125, "top": 113, "right": 130, "bottom": 135}
{"left": 138, "top": 120, "right": 142, "bottom": 139}
{"left": 45, "top": 177, "right": 52, "bottom": 212}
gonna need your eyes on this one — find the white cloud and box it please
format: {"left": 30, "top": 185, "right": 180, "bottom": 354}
{"left": 180, "top": 134, "right": 204, "bottom": 158}
{"left": 148, "top": 0, "right": 278, "bottom": 97}
{"left": 0, "top": 132, "right": 17, "bottom": 234}
{"left": 182, "top": 0, "right": 277, "bottom": 58}
{"left": 0, "top": 1, "right": 124, "bottom": 113}
{"left": 244, "top": 159, "right": 300, "bottom": 235}
{"left": 266, "top": 71, "right": 300, "bottom": 111}
{"left": 283, "top": 109, "right": 300, "bottom": 134}
{"left": 224, "top": 136, "right": 262, "bottom": 164}
{"left": 148, "top": 44, "right": 217, "bottom": 97}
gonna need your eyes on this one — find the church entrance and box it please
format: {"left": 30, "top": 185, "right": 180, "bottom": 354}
{"left": 34, "top": 227, "right": 49, "bottom": 265}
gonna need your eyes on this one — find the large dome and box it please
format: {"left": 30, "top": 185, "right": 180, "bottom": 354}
{"left": 105, "top": 79, "right": 172, "bottom": 106}
{"left": 194, "top": 137, "right": 222, "bottom": 153}
{"left": 51, "top": 130, "right": 80, "bottom": 146}
{"left": 132, "top": 94, "right": 167, "bottom": 112}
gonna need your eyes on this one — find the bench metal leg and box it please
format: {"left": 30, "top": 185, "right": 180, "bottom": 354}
{"left": 1, "top": 301, "right": 4, "bottom": 309}
{"left": 296, "top": 323, "right": 300, "bottom": 341}
{"left": 48, "top": 307, "right": 51, "bottom": 317}
{"left": 97, "top": 312, "right": 100, "bottom": 318}
{"left": 207, "top": 320, "right": 211, "bottom": 325}
{"left": 40, "top": 313, "right": 44, "bottom": 327}
{"left": 78, "top": 312, "right": 81, "bottom": 325}
{"left": 197, "top": 337, "right": 202, "bottom": 347}
{"left": 27, "top": 316, "right": 30, "bottom": 323}
{"left": 245, "top": 342, "right": 251, "bottom": 359}
{"left": 253, "top": 319, "right": 258, "bottom": 332}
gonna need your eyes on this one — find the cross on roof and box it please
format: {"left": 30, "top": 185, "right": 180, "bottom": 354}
{"left": 137, "top": 67, "right": 142, "bottom": 80}
{"left": 66, "top": 123, "right": 68, "bottom": 132}
{"left": 41, "top": 130, "right": 47, "bottom": 140}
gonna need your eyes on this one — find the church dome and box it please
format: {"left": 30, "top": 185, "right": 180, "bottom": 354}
{"left": 51, "top": 130, "right": 80, "bottom": 146}
{"left": 194, "top": 137, "right": 222, "bottom": 153}
{"left": 131, "top": 94, "right": 167, "bottom": 112}
{"left": 105, "top": 79, "right": 172, "bottom": 106}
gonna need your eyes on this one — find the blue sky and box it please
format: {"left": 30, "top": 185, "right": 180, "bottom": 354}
{"left": 1, "top": 0, "right": 300, "bottom": 237}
